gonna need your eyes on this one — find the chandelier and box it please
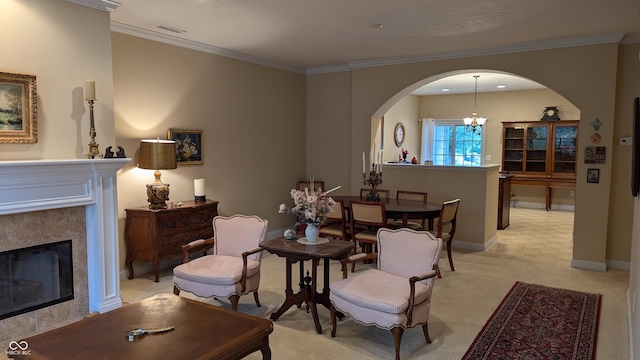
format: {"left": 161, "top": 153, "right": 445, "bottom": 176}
{"left": 463, "top": 75, "right": 487, "bottom": 134}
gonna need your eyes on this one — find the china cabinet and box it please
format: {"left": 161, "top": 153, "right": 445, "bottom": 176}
{"left": 502, "top": 120, "right": 579, "bottom": 210}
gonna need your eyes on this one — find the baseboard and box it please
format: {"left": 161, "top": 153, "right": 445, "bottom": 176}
{"left": 120, "top": 257, "right": 184, "bottom": 280}
{"left": 570, "top": 258, "right": 607, "bottom": 272}
{"left": 454, "top": 235, "right": 498, "bottom": 252}
{"left": 608, "top": 259, "right": 631, "bottom": 271}
{"left": 511, "top": 201, "right": 575, "bottom": 211}
{"left": 628, "top": 288, "right": 634, "bottom": 360}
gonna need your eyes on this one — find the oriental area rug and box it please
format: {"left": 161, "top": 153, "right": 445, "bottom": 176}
{"left": 462, "top": 281, "right": 602, "bottom": 360}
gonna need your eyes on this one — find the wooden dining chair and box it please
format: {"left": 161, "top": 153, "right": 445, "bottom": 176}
{"left": 430, "top": 199, "right": 460, "bottom": 278}
{"left": 297, "top": 180, "right": 325, "bottom": 192}
{"left": 319, "top": 199, "right": 349, "bottom": 241}
{"left": 389, "top": 190, "right": 428, "bottom": 230}
{"left": 349, "top": 200, "right": 387, "bottom": 272}
{"left": 359, "top": 188, "right": 390, "bottom": 200}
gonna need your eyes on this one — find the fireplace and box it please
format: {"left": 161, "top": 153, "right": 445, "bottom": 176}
{"left": 0, "top": 159, "right": 129, "bottom": 343}
{"left": 0, "top": 240, "right": 74, "bottom": 320}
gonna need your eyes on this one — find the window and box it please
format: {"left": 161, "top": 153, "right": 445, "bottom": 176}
{"left": 421, "top": 119, "right": 484, "bottom": 166}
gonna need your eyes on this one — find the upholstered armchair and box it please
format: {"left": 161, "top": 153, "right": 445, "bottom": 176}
{"left": 173, "top": 214, "right": 268, "bottom": 311}
{"left": 329, "top": 228, "right": 442, "bottom": 360}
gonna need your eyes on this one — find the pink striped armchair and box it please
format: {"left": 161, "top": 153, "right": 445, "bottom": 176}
{"left": 329, "top": 228, "right": 442, "bottom": 360}
{"left": 173, "top": 214, "right": 268, "bottom": 311}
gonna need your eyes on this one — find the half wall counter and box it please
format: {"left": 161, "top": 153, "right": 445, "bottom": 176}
{"left": 379, "top": 163, "right": 501, "bottom": 251}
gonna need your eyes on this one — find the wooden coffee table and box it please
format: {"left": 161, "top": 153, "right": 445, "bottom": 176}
{"left": 7, "top": 294, "right": 273, "bottom": 359}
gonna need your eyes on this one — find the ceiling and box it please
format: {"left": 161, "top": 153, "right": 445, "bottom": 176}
{"left": 83, "top": 0, "right": 640, "bottom": 93}
{"left": 107, "top": 0, "right": 640, "bottom": 74}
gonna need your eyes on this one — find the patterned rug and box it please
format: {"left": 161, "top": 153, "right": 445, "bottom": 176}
{"left": 462, "top": 282, "right": 602, "bottom": 360}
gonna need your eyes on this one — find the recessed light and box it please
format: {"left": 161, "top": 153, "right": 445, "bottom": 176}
{"left": 497, "top": 85, "right": 506, "bottom": 89}
{"left": 157, "top": 25, "right": 186, "bottom": 34}
{"left": 442, "top": 88, "right": 450, "bottom": 92}
{"left": 370, "top": 24, "right": 384, "bottom": 29}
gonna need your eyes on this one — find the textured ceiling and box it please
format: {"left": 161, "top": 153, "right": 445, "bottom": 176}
{"left": 109, "top": 0, "right": 640, "bottom": 73}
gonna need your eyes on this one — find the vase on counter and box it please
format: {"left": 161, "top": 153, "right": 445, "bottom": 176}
{"left": 305, "top": 224, "right": 319, "bottom": 242}
{"left": 402, "top": 153, "right": 408, "bottom": 162}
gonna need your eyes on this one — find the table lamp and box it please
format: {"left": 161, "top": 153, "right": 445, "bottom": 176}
{"left": 138, "top": 139, "right": 177, "bottom": 209}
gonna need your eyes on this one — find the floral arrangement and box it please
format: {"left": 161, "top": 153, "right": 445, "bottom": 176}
{"left": 402, "top": 148, "right": 408, "bottom": 156}
{"left": 278, "top": 185, "right": 340, "bottom": 227}
{"left": 176, "top": 136, "right": 198, "bottom": 156}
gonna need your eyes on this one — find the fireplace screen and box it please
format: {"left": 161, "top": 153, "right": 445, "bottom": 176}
{"left": 0, "top": 240, "right": 74, "bottom": 320}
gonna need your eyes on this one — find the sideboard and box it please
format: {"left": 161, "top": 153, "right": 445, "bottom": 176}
{"left": 124, "top": 200, "right": 219, "bottom": 282}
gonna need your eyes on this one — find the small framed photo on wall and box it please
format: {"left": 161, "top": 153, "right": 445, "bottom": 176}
{"left": 168, "top": 129, "right": 204, "bottom": 165}
{"left": 587, "top": 168, "right": 600, "bottom": 184}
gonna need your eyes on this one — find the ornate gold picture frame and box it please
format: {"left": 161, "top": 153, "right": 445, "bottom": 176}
{"left": 168, "top": 129, "right": 204, "bottom": 165}
{"left": 0, "top": 71, "right": 37, "bottom": 143}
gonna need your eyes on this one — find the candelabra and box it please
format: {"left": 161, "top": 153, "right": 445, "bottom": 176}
{"left": 85, "top": 99, "right": 103, "bottom": 159}
{"left": 363, "top": 164, "right": 383, "bottom": 201}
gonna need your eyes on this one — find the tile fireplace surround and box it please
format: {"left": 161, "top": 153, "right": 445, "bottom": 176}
{"left": 0, "top": 159, "right": 129, "bottom": 342}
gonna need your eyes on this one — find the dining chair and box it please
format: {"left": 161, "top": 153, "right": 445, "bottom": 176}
{"left": 359, "top": 188, "right": 390, "bottom": 200}
{"left": 172, "top": 214, "right": 268, "bottom": 311}
{"left": 297, "top": 180, "right": 325, "bottom": 192}
{"left": 349, "top": 200, "right": 387, "bottom": 271}
{"left": 389, "top": 190, "right": 429, "bottom": 230}
{"left": 319, "top": 199, "right": 349, "bottom": 241}
{"left": 329, "top": 228, "right": 442, "bottom": 360}
{"left": 430, "top": 199, "right": 460, "bottom": 278}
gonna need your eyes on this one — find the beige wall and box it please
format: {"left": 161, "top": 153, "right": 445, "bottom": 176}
{"left": 306, "top": 71, "right": 352, "bottom": 194}
{"left": 0, "top": 0, "right": 115, "bottom": 160}
{"left": 111, "top": 33, "right": 307, "bottom": 269}
{"left": 308, "top": 43, "right": 624, "bottom": 269}
{"left": 383, "top": 95, "right": 420, "bottom": 163}
{"left": 385, "top": 88, "right": 581, "bottom": 208}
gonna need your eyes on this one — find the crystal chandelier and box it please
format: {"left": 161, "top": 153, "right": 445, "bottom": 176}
{"left": 463, "top": 75, "right": 487, "bottom": 134}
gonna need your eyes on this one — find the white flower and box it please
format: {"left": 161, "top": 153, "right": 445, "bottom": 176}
{"left": 277, "top": 186, "right": 338, "bottom": 227}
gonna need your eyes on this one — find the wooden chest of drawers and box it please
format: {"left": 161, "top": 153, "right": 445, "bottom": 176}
{"left": 124, "top": 200, "right": 219, "bottom": 282}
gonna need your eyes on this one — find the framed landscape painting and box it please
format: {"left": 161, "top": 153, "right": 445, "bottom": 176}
{"left": 0, "top": 71, "right": 37, "bottom": 143}
{"left": 168, "top": 129, "right": 204, "bottom": 165}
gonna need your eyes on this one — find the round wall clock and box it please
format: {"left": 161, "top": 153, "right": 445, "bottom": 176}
{"left": 394, "top": 123, "right": 405, "bottom": 146}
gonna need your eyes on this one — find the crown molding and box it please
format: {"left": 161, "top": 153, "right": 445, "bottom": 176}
{"left": 344, "top": 33, "right": 626, "bottom": 71}
{"left": 621, "top": 32, "right": 640, "bottom": 44}
{"left": 109, "top": 22, "right": 631, "bottom": 75}
{"left": 65, "top": 0, "right": 120, "bottom": 12}
{"left": 110, "top": 22, "right": 306, "bottom": 74}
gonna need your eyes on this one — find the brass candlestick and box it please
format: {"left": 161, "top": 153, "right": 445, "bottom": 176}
{"left": 85, "top": 99, "right": 103, "bottom": 159}
{"left": 363, "top": 164, "right": 383, "bottom": 201}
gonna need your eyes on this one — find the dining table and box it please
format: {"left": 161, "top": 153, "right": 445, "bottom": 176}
{"left": 331, "top": 195, "right": 442, "bottom": 230}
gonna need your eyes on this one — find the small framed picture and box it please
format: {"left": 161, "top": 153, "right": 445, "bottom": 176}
{"left": 0, "top": 71, "right": 37, "bottom": 143}
{"left": 584, "top": 146, "right": 606, "bottom": 164}
{"left": 587, "top": 168, "right": 600, "bottom": 184}
{"left": 168, "top": 129, "right": 204, "bottom": 165}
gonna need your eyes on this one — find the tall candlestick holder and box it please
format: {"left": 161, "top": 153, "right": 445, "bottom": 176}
{"left": 363, "top": 164, "right": 383, "bottom": 201}
{"left": 85, "top": 99, "right": 103, "bottom": 159}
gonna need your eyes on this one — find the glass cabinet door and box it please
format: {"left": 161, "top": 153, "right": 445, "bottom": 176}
{"left": 503, "top": 126, "right": 524, "bottom": 172}
{"left": 553, "top": 123, "right": 578, "bottom": 175}
{"left": 524, "top": 124, "right": 548, "bottom": 173}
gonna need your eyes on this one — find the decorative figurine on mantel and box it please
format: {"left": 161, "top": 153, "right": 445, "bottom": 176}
{"left": 104, "top": 146, "right": 127, "bottom": 158}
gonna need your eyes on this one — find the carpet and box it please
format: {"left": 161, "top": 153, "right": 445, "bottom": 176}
{"left": 462, "top": 281, "right": 602, "bottom": 360}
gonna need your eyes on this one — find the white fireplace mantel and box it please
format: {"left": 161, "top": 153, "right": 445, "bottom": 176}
{"left": 0, "top": 158, "right": 130, "bottom": 313}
